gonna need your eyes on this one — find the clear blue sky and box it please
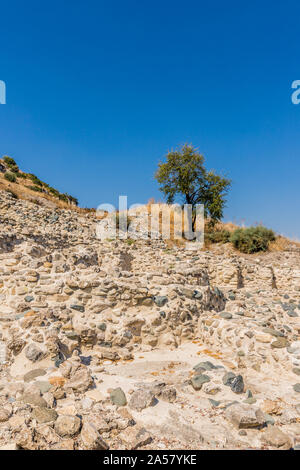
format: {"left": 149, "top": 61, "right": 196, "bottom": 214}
{"left": 0, "top": 0, "right": 300, "bottom": 238}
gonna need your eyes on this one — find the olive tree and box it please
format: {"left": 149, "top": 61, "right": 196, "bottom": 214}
{"left": 155, "top": 144, "right": 231, "bottom": 233}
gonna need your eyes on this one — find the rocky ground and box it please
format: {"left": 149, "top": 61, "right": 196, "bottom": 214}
{"left": 0, "top": 190, "right": 299, "bottom": 450}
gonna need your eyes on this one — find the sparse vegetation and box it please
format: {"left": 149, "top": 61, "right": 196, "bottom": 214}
{"left": 27, "top": 173, "right": 43, "bottom": 186}
{"left": 4, "top": 171, "right": 17, "bottom": 183}
{"left": 3, "top": 156, "right": 19, "bottom": 173}
{"left": 16, "top": 172, "right": 27, "bottom": 179}
{"left": 1, "top": 156, "right": 79, "bottom": 207}
{"left": 206, "top": 228, "right": 231, "bottom": 244}
{"left": 230, "top": 226, "right": 276, "bottom": 254}
{"left": 3, "top": 156, "right": 17, "bottom": 166}
{"left": 26, "top": 185, "right": 44, "bottom": 193}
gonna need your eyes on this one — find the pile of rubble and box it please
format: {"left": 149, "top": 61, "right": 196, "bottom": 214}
{"left": 0, "top": 190, "right": 299, "bottom": 450}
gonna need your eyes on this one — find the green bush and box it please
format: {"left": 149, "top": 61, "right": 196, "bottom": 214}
{"left": 58, "top": 193, "right": 69, "bottom": 203}
{"left": 3, "top": 156, "right": 17, "bottom": 166}
{"left": 4, "top": 172, "right": 17, "bottom": 183}
{"left": 3, "top": 156, "right": 19, "bottom": 173}
{"left": 230, "top": 226, "right": 275, "bottom": 254}
{"left": 48, "top": 187, "right": 60, "bottom": 197}
{"left": 16, "top": 172, "right": 27, "bottom": 179}
{"left": 206, "top": 229, "right": 231, "bottom": 244}
{"left": 27, "top": 185, "right": 43, "bottom": 193}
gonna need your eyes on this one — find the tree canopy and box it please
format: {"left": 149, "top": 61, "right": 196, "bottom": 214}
{"left": 155, "top": 144, "right": 231, "bottom": 226}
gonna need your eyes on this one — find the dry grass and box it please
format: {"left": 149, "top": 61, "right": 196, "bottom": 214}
{"left": 269, "top": 235, "right": 300, "bottom": 252}
{"left": 0, "top": 171, "right": 99, "bottom": 215}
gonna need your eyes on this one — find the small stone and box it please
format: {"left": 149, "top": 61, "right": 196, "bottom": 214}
{"left": 80, "top": 422, "right": 109, "bottom": 450}
{"left": 21, "top": 393, "right": 47, "bottom": 407}
{"left": 128, "top": 389, "right": 156, "bottom": 411}
{"left": 271, "top": 338, "right": 289, "bottom": 349}
{"left": 159, "top": 386, "right": 177, "bottom": 402}
{"left": 264, "top": 413, "right": 275, "bottom": 426}
{"left": 31, "top": 406, "right": 58, "bottom": 424}
{"left": 24, "top": 343, "right": 44, "bottom": 362}
{"left": 70, "top": 304, "right": 85, "bottom": 313}
{"left": 288, "top": 310, "right": 298, "bottom": 317}
{"left": 153, "top": 296, "right": 168, "bottom": 307}
{"left": 202, "top": 382, "right": 221, "bottom": 395}
{"left": 293, "top": 368, "right": 300, "bottom": 376}
{"left": 262, "top": 426, "right": 292, "bottom": 449}
{"left": 35, "top": 381, "right": 51, "bottom": 394}
{"left": 230, "top": 375, "right": 244, "bottom": 394}
{"left": 119, "top": 426, "right": 152, "bottom": 450}
{"left": 262, "top": 327, "right": 284, "bottom": 337}
{"left": 23, "top": 369, "right": 46, "bottom": 383}
{"left": 244, "top": 397, "right": 257, "bottom": 404}
{"left": 225, "top": 403, "right": 266, "bottom": 429}
{"left": 208, "top": 399, "right": 220, "bottom": 408}
{"left": 191, "top": 374, "right": 210, "bottom": 391}
{"left": 0, "top": 408, "right": 11, "bottom": 422}
{"left": 193, "top": 361, "right": 216, "bottom": 371}
{"left": 66, "top": 367, "right": 93, "bottom": 393}
{"left": 54, "top": 415, "right": 81, "bottom": 437}
{"left": 220, "top": 312, "right": 232, "bottom": 320}
{"left": 293, "top": 383, "right": 300, "bottom": 393}
{"left": 222, "top": 372, "right": 236, "bottom": 386}
{"left": 110, "top": 387, "right": 127, "bottom": 406}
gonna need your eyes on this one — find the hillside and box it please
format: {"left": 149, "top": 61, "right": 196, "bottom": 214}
{"left": 0, "top": 156, "right": 80, "bottom": 210}
{"left": 0, "top": 188, "right": 299, "bottom": 450}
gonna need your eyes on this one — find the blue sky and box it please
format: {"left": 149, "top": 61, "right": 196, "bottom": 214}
{"left": 0, "top": 0, "right": 300, "bottom": 238}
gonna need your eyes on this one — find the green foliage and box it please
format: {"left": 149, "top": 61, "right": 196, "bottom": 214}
{"left": 206, "top": 229, "right": 231, "bottom": 244}
{"left": 3, "top": 156, "right": 19, "bottom": 173}
{"left": 3, "top": 156, "right": 16, "bottom": 166}
{"left": 27, "top": 185, "right": 43, "bottom": 192}
{"left": 28, "top": 173, "right": 43, "bottom": 186}
{"left": 16, "top": 172, "right": 27, "bottom": 179}
{"left": 67, "top": 195, "right": 78, "bottom": 206}
{"left": 48, "top": 187, "right": 60, "bottom": 197}
{"left": 230, "top": 226, "right": 275, "bottom": 253}
{"left": 4, "top": 172, "right": 17, "bottom": 183}
{"left": 1, "top": 157, "right": 79, "bottom": 206}
{"left": 58, "top": 193, "right": 69, "bottom": 203}
{"left": 155, "top": 144, "right": 231, "bottom": 228}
